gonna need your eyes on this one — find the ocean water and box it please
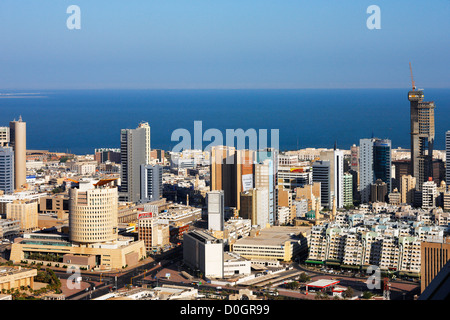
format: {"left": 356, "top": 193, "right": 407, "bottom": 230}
{"left": 0, "top": 89, "right": 449, "bottom": 155}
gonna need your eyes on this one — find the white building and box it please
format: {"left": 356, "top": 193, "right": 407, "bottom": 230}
{"left": 223, "top": 252, "right": 251, "bottom": 277}
{"left": 207, "top": 190, "right": 225, "bottom": 232}
{"left": 422, "top": 180, "right": 437, "bottom": 210}
{"left": 183, "top": 230, "right": 224, "bottom": 279}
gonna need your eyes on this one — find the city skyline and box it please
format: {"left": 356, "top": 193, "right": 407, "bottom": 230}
{"left": 0, "top": 1, "right": 449, "bottom": 304}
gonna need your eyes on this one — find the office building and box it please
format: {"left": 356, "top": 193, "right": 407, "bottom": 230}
{"left": 392, "top": 160, "right": 411, "bottom": 191}
{"left": 9, "top": 117, "right": 26, "bottom": 190}
{"left": 320, "top": 149, "right": 344, "bottom": 208}
{"left": 388, "top": 188, "right": 401, "bottom": 205}
{"left": 370, "top": 179, "right": 388, "bottom": 203}
{"left": 231, "top": 226, "right": 309, "bottom": 262}
{"left": 0, "top": 266, "right": 37, "bottom": 291}
{"left": 422, "top": 179, "right": 437, "bottom": 210}
{"left": 408, "top": 81, "right": 435, "bottom": 191}
{"left": 0, "top": 219, "right": 20, "bottom": 239}
{"left": 312, "top": 160, "right": 331, "bottom": 208}
{"left": 401, "top": 175, "right": 416, "bottom": 205}
{"left": 207, "top": 190, "right": 225, "bottom": 232}
{"left": 240, "top": 188, "right": 269, "bottom": 228}
{"left": 94, "top": 148, "right": 121, "bottom": 164}
{"left": 350, "top": 144, "right": 360, "bottom": 190}
{"left": 359, "top": 138, "right": 392, "bottom": 203}
{"left": 210, "top": 146, "right": 255, "bottom": 211}
{"left": 420, "top": 239, "right": 450, "bottom": 293}
{"left": 255, "top": 159, "right": 277, "bottom": 226}
{"left": 0, "top": 127, "right": 9, "bottom": 147}
{"left": 119, "top": 122, "right": 151, "bottom": 203}
{"left": 6, "top": 200, "right": 38, "bottom": 233}
{"left": 343, "top": 173, "right": 353, "bottom": 207}
{"left": 69, "top": 179, "right": 119, "bottom": 244}
{"left": 256, "top": 149, "right": 278, "bottom": 225}
{"left": 138, "top": 216, "right": 170, "bottom": 253}
{"left": 10, "top": 232, "right": 146, "bottom": 270}
{"left": 140, "top": 164, "right": 162, "bottom": 204}
{"left": 183, "top": 230, "right": 224, "bottom": 279}
{"left": 0, "top": 147, "right": 14, "bottom": 194}
{"left": 446, "top": 131, "right": 450, "bottom": 187}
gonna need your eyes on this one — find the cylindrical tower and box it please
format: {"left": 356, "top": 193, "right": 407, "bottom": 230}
{"left": 9, "top": 117, "right": 26, "bottom": 190}
{"left": 69, "top": 179, "right": 118, "bottom": 244}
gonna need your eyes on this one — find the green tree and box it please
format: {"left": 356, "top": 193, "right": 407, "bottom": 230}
{"left": 343, "top": 287, "right": 354, "bottom": 299}
{"left": 299, "top": 272, "right": 310, "bottom": 283}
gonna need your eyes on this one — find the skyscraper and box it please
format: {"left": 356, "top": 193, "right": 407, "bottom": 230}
{"left": 343, "top": 172, "right": 353, "bottom": 207}
{"left": 239, "top": 188, "right": 269, "bottom": 228}
{"left": 401, "top": 175, "right": 416, "bottom": 204}
{"left": 359, "top": 138, "right": 391, "bottom": 203}
{"left": 9, "top": 117, "right": 26, "bottom": 190}
{"left": 408, "top": 68, "right": 435, "bottom": 191}
{"left": 312, "top": 160, "right": 331, "bottom": 208}
{"left": 119, "top": 122, "right": 151, "bottom": 203}
{"left": 255, "top": 149, "right": 278, "bottom": 226}
{"left": 69, "top": 179, "right": 119, "bottom": 244}
{"left": 210, "top": 146, "right": 255, "bottom": 211}
{"left": 319, "top": 148, "right": 344, "bottom": 208}
{"left": 446, "top": 131, "right": 450, "bottom": 188}
{"left": 0, "top": 147, "right": 14, "bottom": 194}
{"left": 207, "top": 190, "right": 225, "bottom": 231}
{"left": 140, "top": 164, "right": 162, "bottom": 204}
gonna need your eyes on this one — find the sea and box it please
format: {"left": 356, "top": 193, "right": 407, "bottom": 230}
{"left": 0, "top": 88, "right": 449, "bottom": 155}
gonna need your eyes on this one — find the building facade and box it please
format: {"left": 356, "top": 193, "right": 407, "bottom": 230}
{"left": 119, "top": 122, "right": 151, "bottom": 203}
{"left": 140, "top": 164, "right": 162, "bottom": 204}
{"left": 9, "top": 117, "right": 26, "bottom": 190}
{"left": 0, "top": 147, "right": 14, "bottom": 194}
{"left": 408, "top": 87, "right": 435, "bottom": 191}
{"left": 69, "top": 179, "right": 119, "bottom": 244}
{"left": 207, "top": 190, "right": 225, "bottom": 232}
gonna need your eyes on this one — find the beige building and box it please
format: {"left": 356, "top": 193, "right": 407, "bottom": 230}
{"left": 0, "top": 266, "right": 37, "bottom": 291}
{"left": 420, "top": 239, "right": 450, "bottom": 293}
{"left": 9, "top": 233, "right": 146, "bottom": 270}
{"left": 69, "top": 179, "right": 118, "bottom": 244}
{"left": 9, "top": 117, "right": 26, "bottom": 190}
{"left": 296, "top": 182, "right": 321, "bottom": 212}
{"left": 443, "top": 191, "right": 450, "bottom": 211}
{"left": 6, "top": 200, "right": 38, "bottom": 232}
{"left": 8, "top": 178, "right": 147, "bottom": 270}
{"left": 231, "top": 226, "right": 309, "bottom": 262}
{"left": 388, "top": 188, "right": 401, "bottom": 205}
{"left": 401, "top": 175, "right": 416, "bottom": 204}
{"left": 138, "top": 217, "right": 170, "bottom": 252}
{"left": 0, "top": 127, "right": 9, "bottom": 147}
{"left": 240, "top": 188, "right": 269, "bottom": 228}
{"left": 38, "top": 193, "right": 69, "bottom": 219}
{"left": 210, "top": 146, "right": 255, "bottom": 211}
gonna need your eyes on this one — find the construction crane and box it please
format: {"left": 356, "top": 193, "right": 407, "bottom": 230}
{"left": 409, "top": 62, "right": 416, "bottom": 90}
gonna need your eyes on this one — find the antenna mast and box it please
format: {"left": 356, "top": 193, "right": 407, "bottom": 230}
{"left": 409, "top": 62, "right": 416, "bottom": 90}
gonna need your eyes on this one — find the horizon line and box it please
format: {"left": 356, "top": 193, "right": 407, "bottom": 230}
{"left": 2, "top": 86, "right": 450, "bottom": 92}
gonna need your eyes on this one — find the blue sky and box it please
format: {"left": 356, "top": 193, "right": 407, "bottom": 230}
{"left": 0, "top": 0, "right": 449, "bottom": 89}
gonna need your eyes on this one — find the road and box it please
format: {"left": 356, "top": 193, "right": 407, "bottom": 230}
{"left": 55, "top": 246, "right": 182, "bottom": 300}
{"left": 55, "top": 248, "right": 419, "bottom": 300}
